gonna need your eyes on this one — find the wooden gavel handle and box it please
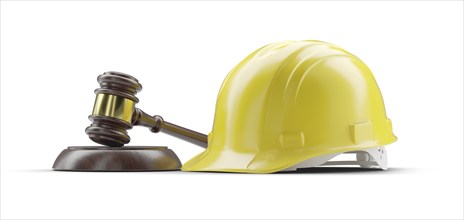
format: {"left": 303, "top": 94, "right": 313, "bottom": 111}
{"left": 133, "top": 108, "right": 208, "bottom": 148}
{"left": 161, "top": 121, "right": 208, "bottom": 148}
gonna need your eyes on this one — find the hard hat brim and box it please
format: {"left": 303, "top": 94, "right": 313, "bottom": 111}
{"left": 182, "top": 140, "right": 395, "bottom": 173}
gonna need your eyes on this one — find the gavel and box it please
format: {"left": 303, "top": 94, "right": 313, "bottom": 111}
{"left": 85, "top": 71, "right": 208, "bottom": 148}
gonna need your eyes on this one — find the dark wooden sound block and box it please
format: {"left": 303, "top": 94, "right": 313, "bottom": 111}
{"left": 53, "top": 146, "right": 182, "bottom": 171}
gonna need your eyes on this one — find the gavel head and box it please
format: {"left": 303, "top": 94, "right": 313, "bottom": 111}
{"left": 85, "top": 71, "right": 142, "bottom": 147}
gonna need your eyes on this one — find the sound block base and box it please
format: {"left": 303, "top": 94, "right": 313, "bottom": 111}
{"left": 53, "top": 146, "right": 182, "bottom": 171}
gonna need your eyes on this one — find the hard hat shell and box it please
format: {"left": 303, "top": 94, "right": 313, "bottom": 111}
{"left": 182, "top": 40, "right": 397, "bottom": 173}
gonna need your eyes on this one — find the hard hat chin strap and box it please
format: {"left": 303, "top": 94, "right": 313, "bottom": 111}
{"left": 283, "top": 147, "right": 388, "bottom": 171}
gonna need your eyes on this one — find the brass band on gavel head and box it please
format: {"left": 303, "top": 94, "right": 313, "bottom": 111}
{"left": 85, "top": 71, "right": 143, "bottom": 147}
{"left": 92, "top": 93, "right": 135, "bottom": 124}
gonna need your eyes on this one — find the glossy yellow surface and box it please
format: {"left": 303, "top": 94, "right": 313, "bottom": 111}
{"left": 92, "top": 93, "right": 135, "bottom": 123}
{"left": 182, "top": 40, "right": 397, "bottom": 173}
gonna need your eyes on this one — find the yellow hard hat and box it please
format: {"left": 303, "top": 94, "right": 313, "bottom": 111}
{"left": 182, "top": 40, "right": 397, "bottom": 173}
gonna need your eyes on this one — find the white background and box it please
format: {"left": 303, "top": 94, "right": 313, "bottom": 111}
{"left": 1, "top": 1, "right": 463, "bottom": 219}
